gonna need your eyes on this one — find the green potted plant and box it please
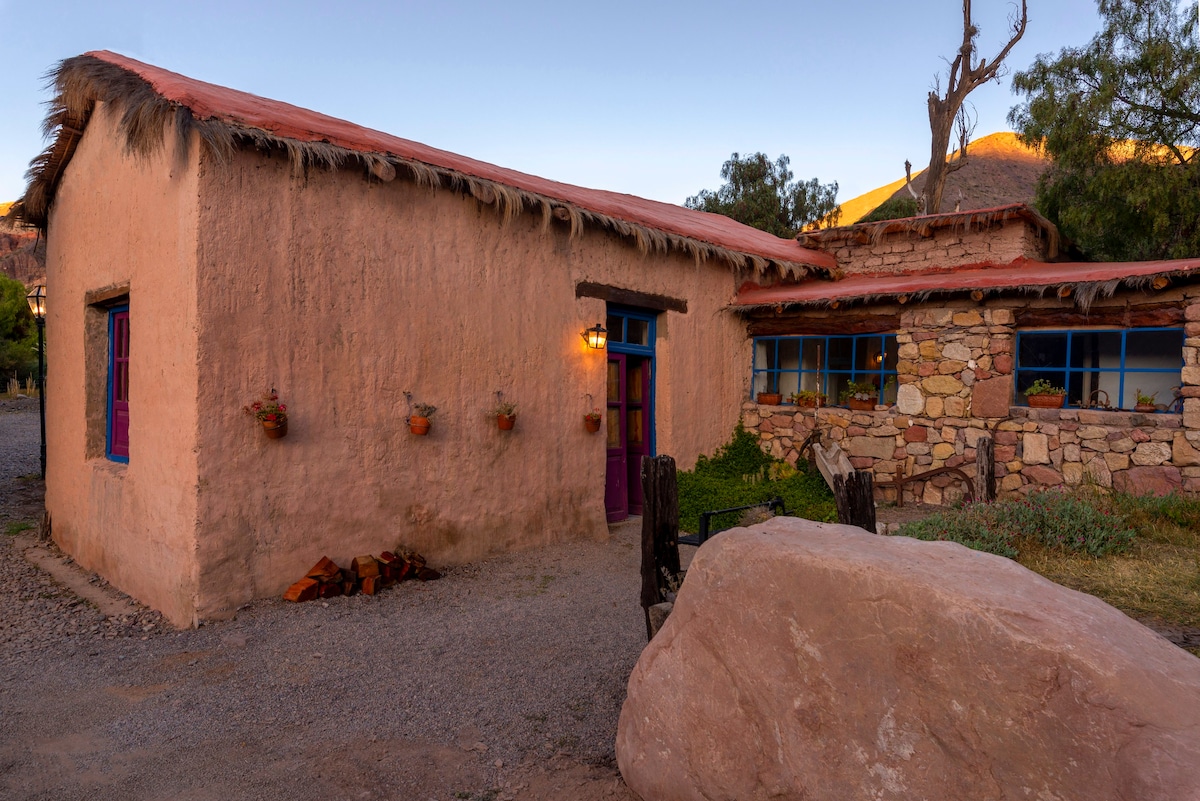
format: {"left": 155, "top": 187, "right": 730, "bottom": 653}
{"left": 1024, "top": 379, "right": 1067, "bottom": 409}
{"left": 790, "top": 390, "right": 826, "bottom": 408}
{"left": 839, "top": 380, "right": 878, "bottom": 411}
{"left": 584, "top": 407, "right": 603, "bottom": 433}
{"left": 1134, "top": 389, "right": 1158, "bottom": 413}
{"left": 244, "top": 389, "right": 288, "bottom": 438}
{"left": 490, "top": 397, "right": 518, "bottom": 430}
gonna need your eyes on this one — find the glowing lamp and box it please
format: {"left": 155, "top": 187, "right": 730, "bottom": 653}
{"left": 581, "top": 323, "right": 608, "bottom": 350}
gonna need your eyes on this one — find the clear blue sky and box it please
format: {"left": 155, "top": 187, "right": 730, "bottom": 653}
{"left": 0, "top": 1, "right": 1107, "bottom": 208}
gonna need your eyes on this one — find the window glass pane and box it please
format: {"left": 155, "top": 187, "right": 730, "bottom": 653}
{"left": 627, "top": 408, "right": 643, "bottom": 447}
{"left": 828, "top": 337, "right": 853, "bottom": 370}
{"left": 756, "top": 339, "right": 778, "bottom": 371}
{"left": 606, "top": 314, "right": 624, "bottom": 344}
{"left": 1017, "top": 370, "right": 1067, "bottom": 396}
{"left": 1069, "top": 332, "right": 1121, "bottom": 369}
{"left": 801, "top": 339, "right": 824, "bottom": 371}
{"left": 628, "top": 363, "right": 643, "bottom": 403}
{"left": 626, "top": 318, "right": 649, "bottom": 347}
{"left": 778, "top": 372, "right": 800, "bottom": 396}
{"left": 883, "top": 337, "right": 898, "bottom": 372}
{"left": 1019, "top": 333, "right": 1068, "bottom": 369}
{"left": 607, "top": 361, "right": 620, "bottom": 403}
{"left": 858, "top": 337, "right": 885, "bottom": 373}
{"left": 1127, "top": 330, "right": 1183, "bottom": 369}
{"left": 778, "top": 339, "right": 800, "bottom": 370}
{"left": 606, "top": 413, "right": 620, "bottom": 448}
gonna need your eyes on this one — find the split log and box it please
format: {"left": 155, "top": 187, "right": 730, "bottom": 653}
{"left": 417, "top": 567, "right": 442, "bottom": 581}
{"left": 305, "top": 556, "right": 340, "bottom": 581}
{"left": 283, "top": 577, "right": 319, "bottom": 603}
{"left": 318, "top": 582, "right": 343, "bottom": 599}
{"left": 342, "top": 579, "right": 358, "bottom": 596}
{"left": 640, "top": 455, "right": 681, "bottom": 640}
{"left": 975, "top": 436, "right": 996, "bottom": 503}
{"left": 833, "top": 470, "right": 877, "bottom": 534}
{"left": 352, "top": 556, "right": 380, "bottom": 579}
{"left": 361, "top": 575, "right": 381, "bottom": 595}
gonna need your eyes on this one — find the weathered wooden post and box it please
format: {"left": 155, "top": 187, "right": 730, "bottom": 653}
{"left": 975, "top": 436, "right": 996, "bottom": 503}
{"left": 640, "top": 454, "right": 681, "bottom": 640}
{"left": 833, "top": 470, "right": 877, "bottom": 534}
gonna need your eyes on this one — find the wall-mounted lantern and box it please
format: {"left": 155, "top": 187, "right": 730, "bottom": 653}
{"left": 25, "top": 285, "right": 46, "bottom": 479}
{"left": 581, "top": 323, "right": 608, "bottom": 350}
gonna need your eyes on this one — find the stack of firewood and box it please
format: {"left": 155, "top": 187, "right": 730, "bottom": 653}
{"left": 283, "top": 549, "right": 441, "bottom": 602}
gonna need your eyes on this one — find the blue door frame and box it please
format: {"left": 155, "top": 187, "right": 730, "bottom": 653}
{"left": 605, "top": 306, "right": 656, "bottom": 522}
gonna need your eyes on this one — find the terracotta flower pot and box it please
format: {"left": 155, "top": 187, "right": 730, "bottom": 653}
{"left": 797, "top": 396, "right": 825, "bottom": 408}
{"left": 497, "top": 414, "right": 516, "bottom": 431}
{"left": 756, "top": 392, "right": 783, "bottom": 406}
{"left": 409, "top": 415, "right": 431, "bottom": 435}
{"left": 262, "top": 419, "right": 288, "bottom": 439}
{"left": 1134, "top": 403, "right": 1157, "bottom": 413}
{"left": 847, "top": 397, "right": 878, "bottom": 411}
{"left": 584, "top": 417, "right": 602, "bottom": 433}
{"left": 1026, "top": 394, "right": 1065, "bottom": 409}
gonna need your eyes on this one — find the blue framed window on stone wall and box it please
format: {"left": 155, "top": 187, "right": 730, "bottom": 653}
{"left": 1015, "top": 328, "right": 1183, "bottom": 410}
{"left": 752, "top": 334, "right": 899, "bottom": 405}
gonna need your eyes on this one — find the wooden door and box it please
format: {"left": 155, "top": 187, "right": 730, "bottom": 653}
{"left": 605, "top": 354, "right": 651, "bottom": 521}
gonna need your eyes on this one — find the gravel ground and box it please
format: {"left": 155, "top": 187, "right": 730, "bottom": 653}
{"left": 0, "top": 400, "right": 645, "bottom": 801}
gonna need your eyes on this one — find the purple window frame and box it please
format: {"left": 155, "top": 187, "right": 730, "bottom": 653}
{"left": 107, "top": 306, "right": 130, "bottom": 462}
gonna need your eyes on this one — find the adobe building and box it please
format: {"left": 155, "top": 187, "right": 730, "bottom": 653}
{"left": 9, "top": 52, "right": 832, "bottom": 626}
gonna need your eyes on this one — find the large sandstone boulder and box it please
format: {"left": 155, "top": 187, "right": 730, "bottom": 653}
{"left": 616, "top": 518, "right": 1200, "bottom": 801}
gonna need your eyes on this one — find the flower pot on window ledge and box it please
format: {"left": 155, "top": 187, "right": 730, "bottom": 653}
{"left": 1134, "top": 403, "right": 1158, "bottom": 414}
{"left": 756, "top": 392, "right": 783, "bottom": 406}
{"left": 1026, "top": 394, "right": 1066, "bottom": 409}
{"left": 262, "top": 419, "right": 288, "bottom": 439}
{"left": 847, "top": 397, "right": 878, "bottom": 412}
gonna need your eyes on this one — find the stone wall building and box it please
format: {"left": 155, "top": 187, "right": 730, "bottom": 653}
{"left": 736, "top": 206, "right": 1200, "bottom": 503}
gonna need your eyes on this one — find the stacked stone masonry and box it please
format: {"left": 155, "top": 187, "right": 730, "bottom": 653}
{"left": 743, "top": 296, "right": 1200, "bottom": 504}
{"left": 828, "top": 222, "right": 1046, "bottom": 277}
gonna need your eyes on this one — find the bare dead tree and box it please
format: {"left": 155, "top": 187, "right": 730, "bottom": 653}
{"left": 918, "top": 0, "right": 1027, "bottom": 215}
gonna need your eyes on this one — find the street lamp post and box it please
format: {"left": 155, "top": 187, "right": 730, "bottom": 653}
{"left": 26, "top": 286, "right": 46, "bottom": 479}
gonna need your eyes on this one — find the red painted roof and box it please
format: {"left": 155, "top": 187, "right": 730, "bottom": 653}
{"left": 734, "top": 257, "right": 1200, "bottom": 306}
{"left": 87, "top": 51, "right": 834, "bottom": 272}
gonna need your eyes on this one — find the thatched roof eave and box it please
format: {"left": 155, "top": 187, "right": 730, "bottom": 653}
{"left": 7, "top": 52, "right": 833, "bottom": 281}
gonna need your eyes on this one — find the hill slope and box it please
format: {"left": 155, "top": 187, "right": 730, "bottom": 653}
{"left": 838, "top": 132, "right": 1049, "bottom": 224}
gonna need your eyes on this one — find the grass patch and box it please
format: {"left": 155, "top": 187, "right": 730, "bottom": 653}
{"left": 894, "top": 489, "right": 1200, "bottom": 630}
{"left": 4, "top": 521, "right": 34, "bottom": 536}
{"left": 678, "top": 426, "right": 836, "bottom": 534}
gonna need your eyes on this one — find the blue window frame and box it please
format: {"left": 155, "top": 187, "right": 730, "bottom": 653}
{"left": 107, "top": 305, "right": 130, "bottom": 462}
{"left": 1015, "top": 327, "right": 1183, "bottom": 410}
{"left": 753, "top": 334, "right": 898, "bottom": 404}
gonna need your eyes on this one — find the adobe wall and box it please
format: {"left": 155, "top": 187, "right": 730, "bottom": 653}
{"left": 43, "top": 103, "right": 202, "bottom": 625}
{"left": 828, "top": 220, "right": 1046, "bottom": 276}
{"left": 744, "top": 290, "right": 1200, "bottom": 504}
{"left": 191, "top": 148, "right": 748, "bottom": 619}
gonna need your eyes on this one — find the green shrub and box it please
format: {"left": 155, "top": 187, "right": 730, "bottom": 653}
{"left": 894, "top": 489, "right": 1136, "bottom": 559}
{"left": 678, "top": 426, "right": 836, "bottom": 533}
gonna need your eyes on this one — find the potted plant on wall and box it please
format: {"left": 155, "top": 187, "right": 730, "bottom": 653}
{"left": 790, "top": 390, "right": 826, "bottom": 408}
{"left": 1024, "top": 379, "right": 1067, "bottom": 409}
{"left": 404, "top": 391, "right": 437, "bottom": 435}
{"left": 584, "top": 407, "right": 603, "bottom": 433}
{"left": 840, "top": 381, "right": 878, "bottom": 411}
{"left": 244, "top": 389, "right": 288, "bottom": 439}
{"left": 756, "top": 390, "right": 783, "bottom": 405}
{"left": 489, "top": 394, "right": 518, "bottom": 430}
{"left": 1134, "top": 389, "right": 1158, "bottom": 413}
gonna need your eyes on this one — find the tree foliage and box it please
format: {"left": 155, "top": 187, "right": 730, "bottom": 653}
{"left": 1009, "top": 0, "right": 1200, "bottom": 261}
{"left": 0, "top": 275, "right": 37, "bottom": 382}
{"left": 684, "top": 152, "right": 840, "bottom": 238}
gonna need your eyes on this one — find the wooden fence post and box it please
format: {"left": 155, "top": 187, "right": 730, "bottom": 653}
{"left": 833, "top": 470, "right": 877, "bottom": 534}
{"left": 975, "top": 436, "right": 996, "bottom": 503}
{"left": 640, "top": 455, "right": 681, "bottom": 639}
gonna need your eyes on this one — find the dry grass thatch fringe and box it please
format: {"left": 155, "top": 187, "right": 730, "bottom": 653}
{"left": 8, "top": 54, "right": 815, "bottom": 282}
{"left": 733, "top": 271, "right": 1195, "bottom": 313}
